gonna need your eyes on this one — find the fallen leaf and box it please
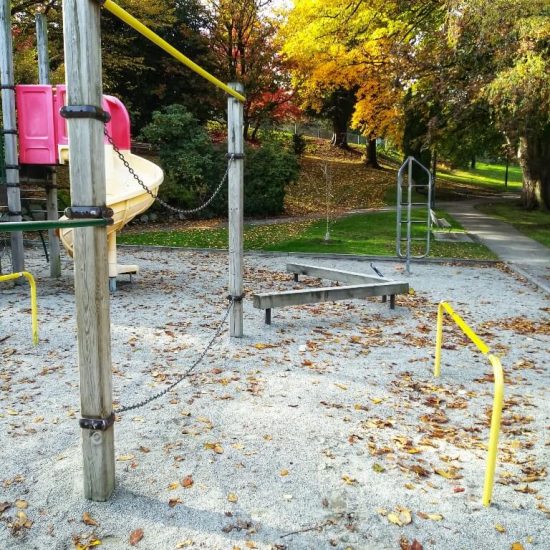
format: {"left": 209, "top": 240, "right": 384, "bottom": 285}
{"left": 181, "top": 476, "right": 194, "bottom": 488}
{"left": 138, "top": 446, "right": 150, "bottom": 453}
{"left": 82, "top": 512, "right": 99, "bottom": 526}
{"left": 370, "top": 397, "right": 384, "bottom": 404}
{"left": 495, "top": 523, "right": 506, "bottom": 533}
{"left": 334, "top": 383, "right": 348, "bottom": 390}
{"left": 168, "top": 498, "right": 183, "bottom": 508}
{"left": 116, "top": 454, "right": 135, "bottom": 462}
{"left": 418, "top": 512, "right": 443, "bottom": 521}
{"left": 175, "top": 541, "right": 193, "bottom": 549}
{"left": 15, "top": 499, "right": 28, "bottom": 509}
{"left": 280, "top": 469, "right": 289, "bottom": 477}
{"left": 0, "top": 502, "right": 11, "bottom": 514}
{"left": 435, "top": 467, "right": 463, "bottom": 480}
{"left": 388, "top": 506, "right": 412, "bottom": 526}
{"left": 204, "top": 442, "right": 224, "bottom": 454}
{"left": 227, "top": 493, "right": 238, "bottom": 503}
{"left": 510, "top": 544, "right": 525, "bottom": 550}
{"left": 372, "top": 463, "right": 386, "bottom": 473}
{"left": 168, "top": 481, "right": 179, "bottom": 490}
{"left": 129, "top": 528, "right": 144, "bottom": 545}
{"left": 245, "top": 542, "right": 257, "bottom": 549}
{"left": 341, "top": 475, "right": 357, "bottom": 485}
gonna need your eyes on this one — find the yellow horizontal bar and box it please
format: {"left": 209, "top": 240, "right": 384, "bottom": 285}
{"left": 440, "top": 301, "right": 490, "bottom": 355}
{"left": 102, "top": 1, "right": 246, "bottom": 103}
{"left": 0, "top": 271, "right": 39, "bottom": 345}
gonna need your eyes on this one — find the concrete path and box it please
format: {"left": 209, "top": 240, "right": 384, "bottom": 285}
{"left": 440, "top": 199, "right": 550, "bottom": 294}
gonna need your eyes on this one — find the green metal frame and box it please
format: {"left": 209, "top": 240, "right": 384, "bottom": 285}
{"left": 0, "top": 219, "right": 108, "bottom": 232}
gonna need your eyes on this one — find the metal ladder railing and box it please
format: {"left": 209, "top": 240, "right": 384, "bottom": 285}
{"left": 396, "top": 156, "right": 433, "bottom": 274}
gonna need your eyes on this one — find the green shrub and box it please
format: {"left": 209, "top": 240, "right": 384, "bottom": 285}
{"left": 140, "top": 105, "right": 221, "bottom": 210}
{"left": 292, "top": 133, "right": 307, "bottom": 157}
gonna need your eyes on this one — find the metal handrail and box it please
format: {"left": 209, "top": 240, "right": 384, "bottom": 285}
{"left": 434, "top": 301, "right": 504, "bottom": 507}
{"left": 396, "top": 156, "right": 433, "bottom": 274}
{"left": 0, "top": 271, "right": 38, "bottom": 345}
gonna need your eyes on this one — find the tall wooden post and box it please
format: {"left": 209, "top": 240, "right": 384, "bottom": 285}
{"left": 36, "top": 12, "right": 61, "bottom": 278}
{"left": 0, "top": 0, "right": 25, "bottom": 273}
{"left": 63, "top": 0, "right": 115, "bottom": 501}
{"left": 227, "top": 82, "right": 244, "bottom": 337}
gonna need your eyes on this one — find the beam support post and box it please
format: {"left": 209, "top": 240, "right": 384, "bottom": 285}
{"left": 36, "top": 13, "right": 61, "bottom": 278}
{"left": 63, "top": 0, "right": 114, "bottom": 501}
{"left": 0, "top": 0, "right": 24, "bottom": 273}
{"left": 227, "top": 82, "right": 244, "bottom": 337}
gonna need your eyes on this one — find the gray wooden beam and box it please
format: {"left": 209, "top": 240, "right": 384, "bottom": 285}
{"left": 286, "top": 263, "right": 389, "bottom": 284}
{"left": 253, "top": 281, "right": 408, "bottom": 310}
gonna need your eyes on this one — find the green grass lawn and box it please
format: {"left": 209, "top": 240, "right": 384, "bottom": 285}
{"left": 476, "top": 202, "right": 550, "bottom": 248}
{"left": 437, "top": 161, "right": 522, "bottom": 191}
{"left": 119, "top": 210, "right": 496, "bottom": 260}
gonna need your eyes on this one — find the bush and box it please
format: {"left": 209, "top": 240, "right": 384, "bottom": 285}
{"left": 140, "top": 105, "right": 222, "bottom": 210}
{"left": 292, "top": 133, "right": 307, "bottom": 157}
{"left": 140, "top": 105, "right": 299, "bottom": 218}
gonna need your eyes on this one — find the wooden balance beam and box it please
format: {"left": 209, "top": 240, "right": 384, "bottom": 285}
{"left": 252, "top": 263, "right": 409, "bottom": 324}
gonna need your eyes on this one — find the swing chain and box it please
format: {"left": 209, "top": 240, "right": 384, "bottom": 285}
{"left": 115, "top": 297, "right": 235, "bottom": 413}
{"left": 103, "top": 127, "right": 233, "bottom": 217}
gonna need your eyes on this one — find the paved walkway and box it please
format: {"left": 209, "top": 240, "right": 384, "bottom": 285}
{"left": 440, "top": 199, "right": 550, "bottom": 294}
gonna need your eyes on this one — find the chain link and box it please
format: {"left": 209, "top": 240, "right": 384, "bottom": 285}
{"left": 116, "top": 298, "right": 234, "bottom": 413}
{"left": 104, "top": 127, "right": 233, "bottom": 217}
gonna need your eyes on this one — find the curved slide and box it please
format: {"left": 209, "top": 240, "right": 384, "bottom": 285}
{"left": 58, "top": 146, "right": 163, "bottom": 283}
{"left": 16, "top": 84, "right": 163, "bottom": 288}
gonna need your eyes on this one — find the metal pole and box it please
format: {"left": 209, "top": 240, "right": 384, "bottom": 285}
{"left": 36, "top": 13, "right": 61, "bottom": 278}
{"left": 63, "top": 0, "right": 114, "bottom": 501}
{"left": 406, "top": 157, "right": 413, "bottom": 275}
{"left": 0, "top": 0, "right": 24, "bottom": 273}
{"left": 227, "top": 82, "right": 244, "bottom": 337}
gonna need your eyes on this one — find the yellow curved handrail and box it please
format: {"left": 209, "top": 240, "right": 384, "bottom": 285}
{"left": 434, "top": 301, "right": 504, "bottom": 507}
{"left": 101, "top": 0, "right": 246, "bottom": 103}
{"left": 0, "top": 271, "right": 39, "bottom": 345}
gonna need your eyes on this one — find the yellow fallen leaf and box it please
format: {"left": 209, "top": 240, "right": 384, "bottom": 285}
{"left": 435, "top": 467, "right": 463, "bottom": 480}
{"left": 15, "top": 500, "right": 28, "bottom": 509}
{"left": 227, "top": 493, "right": 238, "bottom": 503}
{"left": 387, "top": 513, "right": 402, "bottom": 526}
{"left": 511, "top": 544, "right": 525, "bottom": 550}
{"left": 495, "top": 523, "right": 506, "bottom": 533}
{"left": 342, "top": 475, "right": 357, "bottom": 485}
{"left": 168, "top": 481, "right": 179, "bottom": 490}
{"left": 370, "top": 397, "right": 384, "bottom": 404}
{"left": 204, "top": 442, "right": 224, "bottom": 454}
{"left": 116, "top": 454, "right": 135, "bottom": 462}
{"left": 6, "top": 409, "right": 18, "bottom": 416}
{"left": 387, "top": 507, "right": 412, "bottom": 526}
{"left": 425, "top": 513, "right": 443, "bottom": 521}
{"left": 280, "top": 469, "right": 289, "bottom": 476}
{"left": 245, "top": 542, "right": 257, "bottom": 549}
{"left": 175, "top": 541, "right": 193, "bottom": 549}
{"left": 404, "top": 483, "right": 415, "bottom": 490}
{"left": 334, "top": 383, "right": 348, "bottom": 390}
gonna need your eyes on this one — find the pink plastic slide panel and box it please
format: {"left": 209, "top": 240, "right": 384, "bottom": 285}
{"left": 16, "top": 85, "right": 58, "bottom": 164}
{"left": 16, "top": 84, "right": 132, "bottom": 164}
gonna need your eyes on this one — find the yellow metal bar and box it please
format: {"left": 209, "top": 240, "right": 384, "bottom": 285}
{"left": 101, "top": 1, "right": 246, "bottom": 103}
{"left": 433, "top": 300, "right": 504, "bottom": 507}
{"left": 482, "top": 354, "right": 504, "bottom": 507}
{"left": 0, "top": 271, "right": 39, "bottom": 345}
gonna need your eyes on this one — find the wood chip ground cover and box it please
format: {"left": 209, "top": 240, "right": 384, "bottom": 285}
{"left": 0, "top": 248, "right": 548, "bottom": 550}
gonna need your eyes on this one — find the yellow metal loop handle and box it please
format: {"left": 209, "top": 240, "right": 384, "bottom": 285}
{"left": 101, "top": 1, "right": 246, "bottom": 103}
{"left": 433, "top": 301, "right": 504, "bottom": 507}
{"left": 0, "top": 271, "right": 39, "bottom": 345}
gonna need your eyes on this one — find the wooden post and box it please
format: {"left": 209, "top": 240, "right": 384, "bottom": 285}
{"left": 0, "top": 0, "right": 25, "bottom": 273}
{"left": 36, "top": 12, "right": 61, "bottom": 278}
{"left": 227, "top": 82, "right": 244, "bottom": 337}
{"left": 63, "top": 0, "right": 114, "bottom": 501}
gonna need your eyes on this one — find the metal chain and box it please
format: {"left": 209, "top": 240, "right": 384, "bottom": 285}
{"left": 116, "top": 298, "right": 234, "bottom": 413}
{"left": 104, "top": 127, "right": 233, "bottom": 216}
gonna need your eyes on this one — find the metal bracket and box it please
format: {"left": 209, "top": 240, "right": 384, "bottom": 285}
{"left": 1, "top": 129, "right": 17, "bottom": 135}
{"left": 65, "top": 206, "right": 114, "bottom": 225}
{"left": 5, "top": 183, "right": 20, "bottom": 188}
{"left": 5, "top": 164, "right": 20, "bottom": 170}
{"left": 0, "top": 84, "right": 15, "bottom": 90}
{"left": 79, "top": 412, "right": 115, "bottom": 431}
{"left": 226, "top": 153, "right": 245, "bottom": 160}
{"left": 228, "top": 294, "right": 244, "bottom": 302}
{"left": 8, "top": 211, "right": 22, "bottom": 216}
{"left": 60, "top": 105, "right": 111, "bottom": 123}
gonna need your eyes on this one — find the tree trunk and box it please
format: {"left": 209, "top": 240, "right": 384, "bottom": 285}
{"left": 364, "top": 137, "right": 380, "bottom": 168}
{"left": 470, "top": 156, "right": 476, "bottom": 169}
{"left": 328, "top": 88, "right": 356, "bottom": 149}
{"left": 331, "top": 118, "right": 348, "bottom": 148}
{"left": 518, "top": 133, "right": 550, "bottom": 210}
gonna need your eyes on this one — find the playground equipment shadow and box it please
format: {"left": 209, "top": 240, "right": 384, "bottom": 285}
{"left": 1, "top": 248, "right": 549, "bottom": 549}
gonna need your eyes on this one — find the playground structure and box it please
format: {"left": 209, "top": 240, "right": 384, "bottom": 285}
{"left": 15, "top": 83, "right": 164, "bottom": 290}
{"left": 1, "top": 0, "right": 246, "bottom": 501}
{"left": 434, "top": 300, "right": 504, "bottom": 507}
{"left": 252, "top": 263, "right": 409, "bottom": 324}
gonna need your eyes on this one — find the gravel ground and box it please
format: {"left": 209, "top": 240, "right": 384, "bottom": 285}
{"left": 1, "top": 247, "right": 549, "bottom": 550}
